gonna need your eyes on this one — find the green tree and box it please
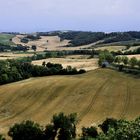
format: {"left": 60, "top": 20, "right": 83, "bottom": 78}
{"left": 98, "top": 51, "right": 114, "bottom": 66}
{"left": 122, "top": 56, "right": 129, "bottom": 65}
{"left": 129, "top": 57, "right": 137, "bottom": 67}
{"left": 32, "top": 45, "right": 37, "bottom": 51}
{"left": 42, "top": 61, "right": 46, "bottom": 67}
{"left": 99, "top": 118, "right": 118, "bottom": 134}
{"left": 81, "top": 126, "right": 98, "bottom": 140}
{"left": 114, "top": 56, "right": 122, "bottom": 64}
{"left": 0, "top": 74, "right": 9, "bottom": 84}
{"left": 8, "top": 120, "right": 44, "bottom": 140}
{"left": 45, "top": 113, "right": 77, "bottom": 140}
{"left": 98, "top": 52, "right": 105, "bottom": 66}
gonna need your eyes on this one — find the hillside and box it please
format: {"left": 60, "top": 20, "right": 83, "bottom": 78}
{"left": 0, "top": 69, "right": 139, "bottom": 135}
{"left": 0, "top": 34, "right": 15, "bottom": 46}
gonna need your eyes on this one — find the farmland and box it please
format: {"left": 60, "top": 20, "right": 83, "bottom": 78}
{"left": 0, "top": 69, "right": 139, "bottom": 136}
{"left": 32, "top": 57, "right": 98, "bottom": 71}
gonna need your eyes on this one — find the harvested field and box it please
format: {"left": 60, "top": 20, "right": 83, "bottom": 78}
{"left": 0, "top": 69, "right": 139, "bottom": 138}
{"left": 0, "top": 52, "right": 34, "bottom": 60}
{"left": 95, "top": 45, "right": 126, "bottom": 52}
{"left": 32, "top": 58, "right": 98, "bottom": 71}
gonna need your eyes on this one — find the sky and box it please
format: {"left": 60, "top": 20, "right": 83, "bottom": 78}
{"left": 0, "top": 0, "right": 140, "bottom": 32}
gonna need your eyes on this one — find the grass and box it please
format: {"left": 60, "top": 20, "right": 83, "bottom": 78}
{"left": 0, "top": 69, "right": 139, "bottom": 136}
{"left": 0, "top": 34, "right": 15, "bottom": 45}
{"left": 95, "top": 45, "right": 126, "bottom": 52}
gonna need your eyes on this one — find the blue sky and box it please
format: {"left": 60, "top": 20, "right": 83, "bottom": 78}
{"left": 0, "top": 0, "right": 140, "bottom": 32}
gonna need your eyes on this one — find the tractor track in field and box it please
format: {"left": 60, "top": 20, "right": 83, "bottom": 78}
{"left": 0, "top": 80, "right": 60, "bottom": 123}
{"left": 78, "top": 78, "right": 110, "bottom": 121}
{"left": 119, "top": 79, "right": 131, "bottom": 118}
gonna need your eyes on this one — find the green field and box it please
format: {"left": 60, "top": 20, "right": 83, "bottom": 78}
{"left": 0, "top": 69, "right": 139, "bottom": 135}
{"left": 0, "top": 34, "right": 15, "bottom": 45}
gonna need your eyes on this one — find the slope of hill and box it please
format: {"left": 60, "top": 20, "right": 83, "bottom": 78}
{"left": 12, "top": 35, "right": 70, "bottom": 51}
{"left": 0, "top": 34, "right": 15, "bottom": 45}
{"left": 0, "top": 69, "right": 139, "bottom": 135}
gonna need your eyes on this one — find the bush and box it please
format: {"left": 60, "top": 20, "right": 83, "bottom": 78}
{"left": 81, "top": 126, "right": 98, "bottom": 139}
{"left": 8, "top": 120, "right": 44, "bottom": 140}
{"left": 99, "top": 118, "right": 118, "bottom": 134}
{"left": 44, "top": 113, "right": 77, "bottom": 140}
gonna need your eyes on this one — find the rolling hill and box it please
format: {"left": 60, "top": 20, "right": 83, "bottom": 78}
{"left": 0, "top": 34, "right": 15, "bottom": 46}
{"left": 0, "top": 69, "right": 139, "bottom": 135}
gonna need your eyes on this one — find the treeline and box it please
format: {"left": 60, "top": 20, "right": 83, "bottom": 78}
{"left": 0, "top": 44, "right": 30, "bottom": 52}
{"left": 59, "top": 31, "right": 106, "bottom": 46}
{"left": 99, "top": 51, "right": 140, "bottom": 68}
{"left": 98, "top": 51, "right": 140, "bottom": 74}
{"left": 21, "top": 35, "right": 41, "bottom": 43}
{"left": 0, "top": 60, "right": 85, "bottom": 85}
{"left": 20, "top": 50, "right": 98, "bottom": 63}
{"left": 0, "top": 113, "right": 140, "bottom": 140}
{"left": 99, "top": 32, "right": 133, "bottom": 44}
{"left": 36, "top": 31, "right": 140, "bottom": 46}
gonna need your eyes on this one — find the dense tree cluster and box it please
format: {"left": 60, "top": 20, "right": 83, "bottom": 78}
{"left": 7, "top": 113, "right": 77, "bottom": 140}
{"left": 58, "top": 31, "right": 106, "bottom": 46}
{"left": 0, "top": 44, "right": 30, "bottom": 52}
{"left": 123, "top": 47, "right": 140, "bottom": 55}
{"left": 101, "top": 32, "right": 133, "bottom": 44}
{"left": 98, "top": 51, "right": 140, "bottom": 67}
{"left": 98, "top": 50, "right": 114, "bottom": 66}
{"left": 0, "top": 60, "right": 86, "bottom": 85}
{"left": 0, "top": 114, "right": 139, "bottom": 140}
{"left": 21, "top": 35, "right": 41, "bottom": 43}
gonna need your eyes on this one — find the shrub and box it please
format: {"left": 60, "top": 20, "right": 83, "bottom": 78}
{"left": 81, "top": 126, "right": 98, "bottom": 139}
{"left": 8, "top": 120, "right": 44, "bottom": 140}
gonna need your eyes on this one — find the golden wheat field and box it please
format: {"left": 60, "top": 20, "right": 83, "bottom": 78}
{"left": 0, "top": 69, "right": 140, "bottom": 138}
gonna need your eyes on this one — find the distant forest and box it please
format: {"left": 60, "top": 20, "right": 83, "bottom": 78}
{"left": 1, "top": 31, "right": 140, "bottom": 52}
{"left": 37, "top": 31, "right": 140, "bottom": 46}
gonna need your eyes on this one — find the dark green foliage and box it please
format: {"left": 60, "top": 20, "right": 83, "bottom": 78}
{"left": 99, "top": 118, "right": 118, "bottom": 134}
{"left": 114, "top": 56, "right": 122, "bottom": 64}
{"left": 0, "top": 60, "right": 86, "bottom": 85}
{"left": 21, "top": 35, "right": 41, "bottom": 44}
{"left": 0, "top": 135, "right": 5, "bottom": 140}
{"left": 44, "top": 124, "right": 56, "bottom": 140}
{"left": 97, "top": 117, "right": 140, "bottom": 140}
{"left": 21, "top": 38, "right": 29, "bottom": 43}
{"left": 118, "top": 65, "right": 124, "bottom": 71}
{"left": 0, "top": 43, "right": 29, "bottom": 52}
{"left": 122, "top": 56, "right": 129, "bottom": 65}
{"left": 8, "top": 120, "right": 44, "bottom": 140}
{"left": 44, "top": 113, "right": 77, "bottom": 140}
{"left": 32, "top": 45, "right": 37, "bottom": 51}
{"left": 59, "top": 31, "right": 106, "bottom": 46}
{"left": 98, "top": 51, "right": 114, "bottom": 66}
{"left": 101, "top": 32, "right": 133, "bottom": 44}
{"left": 26, "top": 35, "right": 41, "bottom": 40}
{"left": 38, "top": 31, "right": 140, "bottom": 47}
{"left": 81, "top": 126, "right": 98, "bottom": 139}
{"left": 78, "top": 69, "right": 86, "bottom": 74}
{"left": 129, "top": 57, "right": 138, "bottom": 68}
{"left": 0, "top": 114, "right": 139, "bottom": 140}
{"left": 124, "top": 47, "right": 140, "bottom": 55}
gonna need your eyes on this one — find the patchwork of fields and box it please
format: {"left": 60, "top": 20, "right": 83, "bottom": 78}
{"left": 0, "top": 69, "right": 139, "bottom": 135}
